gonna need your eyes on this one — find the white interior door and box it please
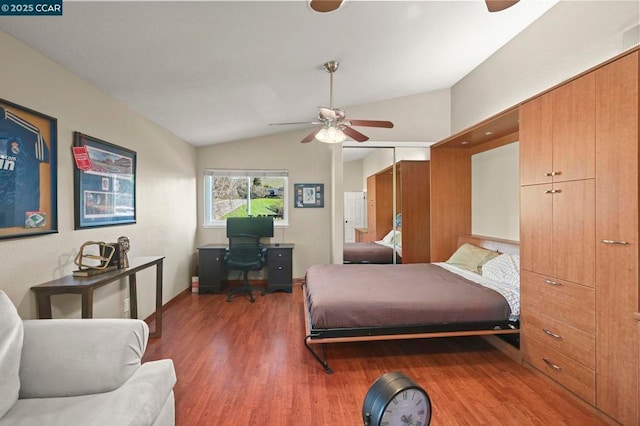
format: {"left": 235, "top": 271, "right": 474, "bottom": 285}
{"left": 344, "top": 192, "right": 366, "bottom": 243}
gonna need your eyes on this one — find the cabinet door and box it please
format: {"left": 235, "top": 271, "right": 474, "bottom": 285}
{"left": 595, "top": 51, "right": 639, "bottom": 426}
{"left": 552, "top": 73, "right": 596, "bottom": 182}
{"left": 366, "top": 175, "right": 376, "bottom": 234}
{"left": 552, "top": 180, "right": 595, "bottom": 287}
{"left": 520, "top": 94, "right": 553, "bottom": 186}
{"left": 198, "top": 248, "right": 227, "bottom": 293}
{"left": 520, "top": 184, "right": 553, "bottom": 276}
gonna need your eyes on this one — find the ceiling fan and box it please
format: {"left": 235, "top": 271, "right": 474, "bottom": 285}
{"left": 308, "top": 0, "right": 519, "bottom": 14}
{"left": 270, "top": 61, "right": 394, "bottom": 144}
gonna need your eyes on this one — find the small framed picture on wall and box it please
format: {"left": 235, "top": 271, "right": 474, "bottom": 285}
{"left": 294, "top": 183, "right": 324, "bottom": 208}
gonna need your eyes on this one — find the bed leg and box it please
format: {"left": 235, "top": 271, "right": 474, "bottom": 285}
{"left": 304, "top": 336, "right": 333, "bottom": 374}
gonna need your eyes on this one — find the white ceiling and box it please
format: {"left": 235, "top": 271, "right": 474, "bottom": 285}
{"left": 0, "top": 0, "right": 558, "bottom": 147}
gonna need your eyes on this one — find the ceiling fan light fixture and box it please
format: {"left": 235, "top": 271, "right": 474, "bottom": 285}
{"left": 316, "top": 125, "right": 347, "bottom": 144}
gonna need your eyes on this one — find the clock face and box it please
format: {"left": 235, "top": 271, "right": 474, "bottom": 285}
{"left": 380, "top": 388, "right": 430, "bottom": 426}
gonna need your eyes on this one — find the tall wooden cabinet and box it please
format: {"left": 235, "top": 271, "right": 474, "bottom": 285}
{"left": 520, "top": 50, "right": 639, "bottom": 425}
{"left": 594, "top": 51, "right": 639, "bottom": 425}
{"left": 363, "top": 161, "right": 430, "bottom": 262}
{"left": 365, "top": 172, "right": 393, "bottom": 242}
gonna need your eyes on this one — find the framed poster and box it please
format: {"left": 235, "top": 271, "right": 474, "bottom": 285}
{"left": 73, "top": 132, "right": 136, "bottom": 229}
{"left": 0, "top": 98, "right": 58, "bottom": 240}
{"left": 294, "top": 183, "right": 324, "bottom": 208}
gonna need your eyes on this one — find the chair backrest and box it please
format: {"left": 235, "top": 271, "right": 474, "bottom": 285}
{"left": 224, "top": 234, "right": 265, "bottom": 271}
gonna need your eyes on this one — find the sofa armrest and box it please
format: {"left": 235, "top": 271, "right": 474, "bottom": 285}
{"left": 19, "top": 319, "right": 148, "bottom": 399}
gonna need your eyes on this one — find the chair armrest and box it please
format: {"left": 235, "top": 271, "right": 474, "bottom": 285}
{"left": 19, "top": 319, "right": 148, "bottom": 399}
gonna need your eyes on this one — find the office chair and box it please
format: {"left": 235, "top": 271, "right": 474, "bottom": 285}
{"left": 224, "top": 234, "right": 267, "bottom": 303}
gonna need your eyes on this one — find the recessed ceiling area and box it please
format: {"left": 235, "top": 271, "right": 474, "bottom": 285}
{"left": 0, "top": 0, "right": 558, "bottom": 147}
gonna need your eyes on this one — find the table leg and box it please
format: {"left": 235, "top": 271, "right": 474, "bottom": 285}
{"left": 35, "top": 292, "right": 53, "bottom": 319}
{"left": 129, "top": 273, "right": 138, "bottom": 319}
{"left": 150, "top": 260, "right": 163, "bottom": 338}
{"left": 82, "top": 289, "right": 94, "bottom": 318}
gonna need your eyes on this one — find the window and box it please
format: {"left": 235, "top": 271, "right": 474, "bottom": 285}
{"left": 204, "top": 169, "right": 288, "bottom": 226}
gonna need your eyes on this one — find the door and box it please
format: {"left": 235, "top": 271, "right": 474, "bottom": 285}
{"left": 344, "top": 192, "right": 366, "bottom": 243}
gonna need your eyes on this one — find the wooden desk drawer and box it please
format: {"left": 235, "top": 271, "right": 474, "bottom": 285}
{"left": 521, "top": 310, "right": 595, "bottom": 369}
{"left": 522, "top": 337, "right": 595, "bottom": 405}
{"left": 521, "top": 270, "right": 595, "bottom": 333}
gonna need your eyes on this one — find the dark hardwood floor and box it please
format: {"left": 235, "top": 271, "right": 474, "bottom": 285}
{"left": 144, "top": 284, "right": 607, "bottom": 425}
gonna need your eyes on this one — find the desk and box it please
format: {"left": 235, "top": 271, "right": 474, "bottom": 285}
{"left": 198, "top": 244, "right": 294, "bottom": 293}
{"left": 31, "top": 256, "right": 165, "bottom": 338}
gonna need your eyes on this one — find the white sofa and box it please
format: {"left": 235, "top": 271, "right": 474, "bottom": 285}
{"left": 0, "top": 291, "right": 176, "bottom": 426}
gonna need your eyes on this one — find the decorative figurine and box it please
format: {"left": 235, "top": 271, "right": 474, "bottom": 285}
{"left": 117, "top": 236, "right": 130, "bottom": 268}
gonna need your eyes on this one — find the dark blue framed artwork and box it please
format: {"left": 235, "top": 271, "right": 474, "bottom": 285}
{"left": 0, "top": 98, "right": 58, "bottom": 240}
{"left": 294, "top": 183, "right": 324, "bottom": 208}
{"left": 73, "top": 132, "right": 136, "bottom": 229}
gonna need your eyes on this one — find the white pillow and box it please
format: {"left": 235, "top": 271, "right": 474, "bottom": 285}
{"left": 482, "top": 254, "right": 520, "bottom": 288}
{"left": 381, "top": 230, "right": 400, "bottom": 245}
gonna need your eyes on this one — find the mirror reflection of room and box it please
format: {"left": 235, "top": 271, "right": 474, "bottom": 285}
{"left": 342, "top": 146, "right": 430, "bottom": 265}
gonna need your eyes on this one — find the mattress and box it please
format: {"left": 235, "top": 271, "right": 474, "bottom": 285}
{"left": 343, "top": 242, "right": 401, "bottom": 264}
{"left": 304, "top": 263, "right": 512, "bottom": 329}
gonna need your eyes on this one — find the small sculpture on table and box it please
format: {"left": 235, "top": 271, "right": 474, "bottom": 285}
{"left": 117, "top": 236, "right": 130, "bottom": 268}
{"left": 73, "top": 241, "right": 118, "bottom": 277}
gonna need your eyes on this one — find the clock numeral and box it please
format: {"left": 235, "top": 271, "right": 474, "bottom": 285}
{"left": 416, "top": 399, "right": 423, "bottom": 406}
{"left": 381, "top": 422, "right": 389, "bottom": 426}
{"left": 402, "top": 392, "right": 408, "bottom": 400}
{"left": 392, "top": 398, "right": 398, "bottom": 405}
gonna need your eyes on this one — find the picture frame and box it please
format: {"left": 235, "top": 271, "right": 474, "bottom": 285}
{"left": 0, "top": 98, "right": 58, "bottom": 240}
{"left": 73, "top": 132, "right": 136, "bottom": 229}
{"left": 294, "top": 183, "right": 324, "bottom": 208}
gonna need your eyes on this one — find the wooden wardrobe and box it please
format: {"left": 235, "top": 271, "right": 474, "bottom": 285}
{"left": 362, "top": 160, "right": 431, "bottom": 263}
{"left": 520, "top": 49, "right": 639, "bottom": 425}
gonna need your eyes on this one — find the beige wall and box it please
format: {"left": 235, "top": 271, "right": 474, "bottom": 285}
{"left": 472, "top": 143, "right": 520, "bottom": 241}
{"left": 343, "top": 159, "right": 364, "bottom": 192}
{"left": 452, "top": 1, "right": 639, "bottom": 132}
{"left": 195, "top": 129, "right": 334, "bottom": 277}
{"left": 0, "top": 31, "right": 197, "bottom": 319}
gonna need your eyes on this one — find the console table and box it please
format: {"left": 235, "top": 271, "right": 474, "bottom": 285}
{"left": 198, "top": 244, "right": 294, "bottom": 293}
{"left": 31, "top": 256, "right": 165, "bottom": 338}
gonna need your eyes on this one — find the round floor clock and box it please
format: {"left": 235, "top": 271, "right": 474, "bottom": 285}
{"left": 362, "top": 371, "right": 432, "bottom": 426}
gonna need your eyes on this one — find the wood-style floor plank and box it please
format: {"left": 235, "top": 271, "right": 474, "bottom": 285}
{"left": 144, "top": 284, "right": 607, "bottom": 425}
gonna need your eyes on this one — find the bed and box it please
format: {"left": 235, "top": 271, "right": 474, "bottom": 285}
{"left": 304, "top": 235, "right": 520, "bottom": 373}
{"left": 343, "top": 230, "right": 402, "bottom": 264}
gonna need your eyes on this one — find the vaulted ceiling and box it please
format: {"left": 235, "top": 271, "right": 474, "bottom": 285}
{"left": 0, "top": 0, "right": 558, "bottom": 146}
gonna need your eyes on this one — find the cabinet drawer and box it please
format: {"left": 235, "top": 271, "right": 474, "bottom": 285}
{"left": 521, "top": 310, "right": 595, "bottom": 369}
{"left": 521, "top": 270, "right": 595, "bottom": 333}
{"left": 522, "top": 337, "right": 595, "bottom": 405}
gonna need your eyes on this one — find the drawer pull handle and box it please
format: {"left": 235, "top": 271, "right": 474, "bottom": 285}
{"left": 543, "top": 189, "right": 561, "bottom": 194}
{"left": 601, "top": 239, "right": 629, "bottom": 245}
{"left": 542, "top": 358, "right": 562, "bottom": 371}
{"left": 543, "top": 279, "right": 561, "bottom": 286}
{"left": 543, "top": 328, "right": 562, "bottom": 339}
{"left": 544, "top": 171, "right": 562, "bottom": 177}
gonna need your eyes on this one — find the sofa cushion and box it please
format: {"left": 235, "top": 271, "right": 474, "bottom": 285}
{"left": 1, "top": 360, "right": 177, "bottom": 426}
{"left": 19, "top": 319, "right": 149, "bottom": 398}
{"left": 0, "top": 291, "right": 24, "bottom": 419}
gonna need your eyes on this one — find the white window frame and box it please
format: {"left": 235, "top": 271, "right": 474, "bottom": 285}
{"left": 203, "top": 169, "right": 289, "bottom": 227}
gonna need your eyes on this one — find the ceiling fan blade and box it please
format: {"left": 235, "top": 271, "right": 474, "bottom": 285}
{"left": 270, "top": 121, "right": 322, "bottom": 126}
{"left": 347, "top": 119, "right": 394, "bottom": 129}
{"left": 342, "top": 126, "right": 369, "bottom": 143}
{"left": 485, "top": 0, "right": 519, "bottom": 12}
{"left": 301, "top": 127, "right": 322, "bottom": 143}
{"left": 309, "top": 0, "right": 344, "bottom": 14}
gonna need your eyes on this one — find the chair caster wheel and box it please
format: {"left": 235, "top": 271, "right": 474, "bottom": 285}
{"left": 250, "top": 298, "right": 255, "bottom": 303}
{"left": 226, "top": 295, "right": 232, "bottom": 302}
{"left": 260, "top": 291, "right": 266, "bottom": 296}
